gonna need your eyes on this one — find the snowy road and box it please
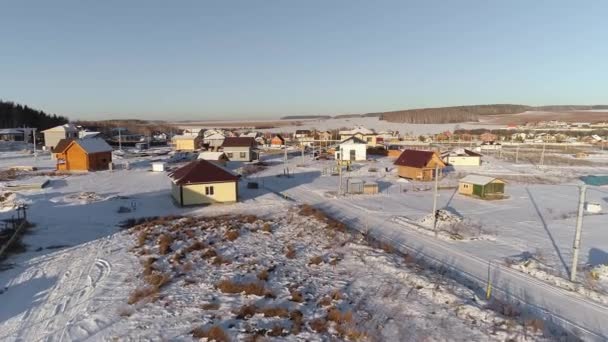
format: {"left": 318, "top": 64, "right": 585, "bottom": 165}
{"left": 258, "top": 164, "right": 608, "bottom": 341}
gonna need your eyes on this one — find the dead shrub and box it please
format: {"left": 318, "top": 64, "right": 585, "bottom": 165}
{"left": 380, "top": 242, "right": 394, "bottom": 254}
{"left": 137, "top": 230, "right": 149, "bottom": 247}
{"left": 318, "top": 296, "right": 332, "bottom": 307}
{"left": 290, "top": 290, "right": 304, "bottom": 303}
{"left": 525, "top": 318, "right": 545, "bottom": 333}
{"left": 212, "top": 255, "right": 232, "bottom": 266}
{"left": 299, "top": 204, "right": 315, "bottom": 216}
{"left": 217, "top": 280, "right": 266, "bottom": 296}
{"left": 145, "top": 272, "right": 171, "bottom": 288}
{"left": 236, "top": 304, "right": 258, "bottom": 319}
{"left": 403, "top": 253, "right": 416, "bottom": 265}
{"left": 290, "top": 310, "right": 304, "bottom": 334}
{"left": 267, "top": 325, "right": 284, "bottom": 337}
{"left": 285, "top": 245, "right": 296, "bottom": 259}
{"left": 308, "top": 255, "right": 323, "bottom": 266}
{"left": 201, "top": 302, "right": 220, "bottom": 310}
{"left": 309, "top": 318, "right": 328, "bottom": 333}
{"left": 128, "top": 286, "right": 159, "bottom": 304}
{"left": 336, "top": 323, "right": 365, "bottom": 340}
{"left": 257, "top": 269, "right": 269, "bottom": 281}
{"left": 327, "top": 307, "right": 353, "bottom": 324}
{"left": 191, "top": 325, "right": 230, "bottom": 342}
{"left": 244, "top": 215, "right": 258, "bottom": 224}
{"left": 157, "top": 234, "right": 174, "bottom": 255}
{"left": 142, "top": 257, "right": 157, "bottom": 276}
{"left": 331, "top": 290, "right": 343, "bottom": 301}
{"left": 202, "top": 248, "right": 218, "bottom": 259}
{"left": 225, "top": 230, "right": 240, "bottom": 241}
{"left": 262, "top": 223, "right": 272, "bottom": 233}
{"left": 185, "top": 240, "right": 206, "bottom": 253}
{"left": 259, "top": 306, "right": 289, "bottom": 318}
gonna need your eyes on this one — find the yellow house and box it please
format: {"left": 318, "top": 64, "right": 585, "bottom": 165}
{"left": 394, "top": 149, "right": 445, "bottom": 181}
{"left": 172, "top": 135, "right": 202, "bottom": 151}
{"left": 339, "top": 127, "right": 378, "bottom": 146}
{"left": 168, "top": 159, "right": 239, "bottom": 206}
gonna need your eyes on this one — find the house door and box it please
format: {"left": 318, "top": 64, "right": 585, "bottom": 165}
{"left": 473, "top": 184, "right": 483, "bottom": 197}
{"left": 349, "top": 149, "right": 356, "bottom": 161}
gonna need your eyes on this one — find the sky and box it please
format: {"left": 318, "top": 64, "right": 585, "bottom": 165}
{"left": 0, "top": 1, "right": 607, "bottom": 121}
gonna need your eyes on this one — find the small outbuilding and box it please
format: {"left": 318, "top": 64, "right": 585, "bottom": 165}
{"left": 151, "top": 162, "right": 166, "bottom": 172}
{"left": 222, "top": 137, "right": 257, "bottom": 161}
{"left": 458, "top": 175, "right": 506, "bottom": 199}
{"left": 442, "top": 149, "right": 482, "bottom": 166}
{"left": 394, "top": 150, "right": 445, "bottom": 181}
{"left": 168, "top": 159, "right": 239, "bottom": 206}
{"left": 54, "top": 138, "right": 113, "bottom": 172}
{"left": 270, "top": 135, "right": 285, "bottom": 148}
{"left": 198, "top": 151, "right": 230, "bottom": 166}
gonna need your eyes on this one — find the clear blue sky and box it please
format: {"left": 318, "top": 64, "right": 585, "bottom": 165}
{"left": 1, "top": 1, "right": 606, "bottom": 120}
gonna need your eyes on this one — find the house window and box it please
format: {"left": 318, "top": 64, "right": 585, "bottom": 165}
{"left": 366, "top": 137, "right": 372, "bottom": 142}
{"left": 226, "top": 152, "right": 233, "bottom": 158}
{"left": 205, "top": 186, "right": 214, "bottom": 196}
{"left": 240, "top": 152, "right": 246, "bottom": 158}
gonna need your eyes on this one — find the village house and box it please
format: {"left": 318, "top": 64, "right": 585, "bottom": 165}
{"left": 441, "top": 149, "right": 482, "bottom": 167}
{"left": 203, "top": 132, "right": 226, "bottom": 151}
{"left": 394, "top": 149, "right": 445, "bottom": 181}
{"left": 169, "top": 159, "right": 239, "bottom": 206}
{"left": 458, "top": 175, "right": 506, "bottom": 199}
{"left": 335, "top": 136, "right": 367, "bottom": 161}
{"left": 42, "top": 123, "right": 79, "bottom": 150}
{"left": 294, "top": 129, "right": 312, "bottom": 139}
{"left": 270, "top": 135, "right": 285, "bottom": 148}
{"left": 198, "top": 151, "right": 230, "bottom": 166}
{"left": 318, "top": 131, "right": 333, "bottom": 141}
{"left": 480, "top": 132, "right": 498, "bottom": 143}
{"left": 0, "top": 128, "right": 26, "bottom": 141}
{"left": 182, "top": 128, "right": 204, "bottom": 137}
{"left": 339, "top": 126, "right": 378, "bottom": 146}
{"left": 222, "top": 137, "right": 257, "bottom": 161}
{"left": 172, "top": 135, "right": 202, "bottom": 151}
{"left": 53, "top": 138, "right": 113, "bottom": 172}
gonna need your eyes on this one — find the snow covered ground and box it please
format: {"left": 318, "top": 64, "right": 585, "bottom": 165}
{"left": 0, "top": 141, "right": 607, "bottom": 340}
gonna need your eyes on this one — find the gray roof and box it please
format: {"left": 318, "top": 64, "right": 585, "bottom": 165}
{"left": 76, "top": 138, "right": 113, "bottom": 154}
{"left": 459, "top": 175, "right": 502, "bottom": 186}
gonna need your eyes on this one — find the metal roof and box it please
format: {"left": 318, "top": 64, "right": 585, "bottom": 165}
{"left": 459, "top": 175, "right": 500, "bottom": 186}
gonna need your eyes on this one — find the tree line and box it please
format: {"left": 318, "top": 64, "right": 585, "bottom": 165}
{"left": 377, "top": 104, "right": 531, "bottom": 124}
{"left": 0, "top": 100, "right": 68, "bottom": 130}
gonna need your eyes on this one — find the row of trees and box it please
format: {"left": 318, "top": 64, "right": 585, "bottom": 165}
{"left": 378, "top": 104, "right": 531, "bottom": 124}
{"left": 0, "top": 100, "right": 68, "bottom": 130}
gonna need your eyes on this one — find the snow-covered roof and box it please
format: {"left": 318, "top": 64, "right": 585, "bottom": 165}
{"left": 204, "top": 133, "right": 226, "bottom": 140}
{"left": 75, "top": 138, "right": 113, "bottom": 154}
{"left": 42, "top": 123, "right": 78, "bottom": 133}
{"left": 198, "top": 152, "right": 227, "bottom": 160}
{"left": 0, "top": 129, "right": 24, "bottom": 135}
{"left": 340, "top": 136, "right": 366, "bottom": 145}
{"left": 459, "top": 175, "right": 501, "bottom": 186}
{"left": 79, "top": 131, "right": 101, "bottom": 139}
{"left": 172, "top": 135, "right": 198, "bottom": 140}
{"left": 442, "top": 149, "right": 481, "bottom": 157}
{"left": 339, "top": 126, "right": 375, "bottom": 135}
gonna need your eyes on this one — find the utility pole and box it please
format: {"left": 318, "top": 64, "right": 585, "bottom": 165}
{"left": 301, "top": 145, "right": 305, "bottom": 165}
{"left": 283, "top": 145, "right": 288, "bottom": 177}
{"left": 118, "top": 129, "right": 123, "bottom": 151}
{"left": 539, "top": 142, "right": 546, "bottom": 166}
{"left": 338, "top": 148, "right": 343, "bottom": 196}
{"left": 32, "top": 128, "right": 38, "bottom": 160}
{"left": 570, "top": 185, "right": 587, "bottom": 282}
{"left": 432, "top": 165, "right": 439, "bottom": 236}
{"left": 515, "top": 145, "right": 520, "bottom": 164}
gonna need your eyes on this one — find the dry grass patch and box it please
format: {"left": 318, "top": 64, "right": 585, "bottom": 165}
{"left": 157, "top": 234, "right": 174, "bottom": 255}
{"left": 191, "top": 325, "right": 230, "bottom": 342}
{"left": 144, "top": 272, "right": 171, "bottom": 288}
{"left": 309, "top": 317, "right": 328, "bottom": 333}
{"left": 128, "top": 286, "right": 159, "bottom": 304}
{"left": 257, "top": 269, "right": 269, "bottom": 281}
{"left": 236, "top": 304, "right": 258, "bottom": 319}
{"left": 285, "top": 244, "right": 297, "bottom": 259}
{"left": 290, "top": 290, "right": 304, "bottom": 303}
{"left": 290, "top": 310, "right": 304, "bottom": 334}
{"left": 201, "top": 248, "right": 218, "bottom": 259}
{"left": 259, "top": 306, "right": 289, "bottom": 318}
{"left": 185, "top": 240, "right": 206, "bottom": 253}
{"left": 308, "top": 255, "right": 323, "bottom": 266}
{"left": 262, "top": 223, "right": 272, "bottom": 233}
{"left": 212, "top": 255, "right": 232, "bottom": 266}
{"left": 217, "top": 280, "right": 266, "bottom": 296}
{"left": 201, "top": 302, "right": 221, "bottom": 310}
{"left": 225, "top": 229, "right": 240, "bottom": 241}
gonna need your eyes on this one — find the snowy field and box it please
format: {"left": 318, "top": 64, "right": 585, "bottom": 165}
{"left": 180, "top": 116, "right": 503, "bottom": 135}
{"left": 0, "top": 142, "right": 607, "bottom": 340}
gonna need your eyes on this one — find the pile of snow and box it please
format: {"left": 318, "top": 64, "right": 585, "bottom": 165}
{"left": 418, "top": 209, "right": 463, "bottom": 228}
{"left": 0, "top": 191, "right": 30, "bottom": 212}
{"left": 50, "top": 191, "right": 123, "bottom": 205}
{"left": 507, "top": 253, "right": 608, "bottom": 305}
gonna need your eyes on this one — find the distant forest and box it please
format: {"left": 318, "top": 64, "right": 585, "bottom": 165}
{"left": 280, "top": 115, "right": 332, "bottom": 120}
{"left": 0, "top": 100, "right": 69, "bottom": 130}
{"left": 377, "top": 104, "right": 531, "bottom": 124}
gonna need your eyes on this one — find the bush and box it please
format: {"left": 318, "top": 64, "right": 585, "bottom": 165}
{"left": 290, "top": 290, "right": 304, "bottom": 303}
{"left": 217, "top": 280, "right": 266, "bottom": 296}
{"left": 262, "top": 223, "right": 272, "bottom": 233}
{"left": 191, "top": 325, "right": 229, "bottom": 342}
{"left": 128, "top": 286, "right": 159, "bottom": 304}
{"left": 236, "top": 304, "right": 258, "bottom": 319}
{"left": 309, "top": 318, "right": 328, "bottom": 333}
{"left": 225, "top": 230, "right": 240, "bottom": 241}
{"left": 308, "top": 255, "right": 323, "bottom": 266}
{"left": 257, "top": 269, "right": 269, "bottom": 281}
{"left": 157, "top": 234, "right": 174, "bottom": 255}
{"left": 259, "top": 306, "right": 289, "bottom": 318}
{"left": 201, "top": 302, "right": 220, "bottom": 310}
{"left": 144, "top": 272, "right": 171, "bottom": 288}
{"left": 285, "top": 245, "right": 296, "bottom": 259}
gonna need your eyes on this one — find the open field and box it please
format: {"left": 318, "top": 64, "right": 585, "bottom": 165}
{"left": 0, "top": 141, "right": 607, "bottom": 340}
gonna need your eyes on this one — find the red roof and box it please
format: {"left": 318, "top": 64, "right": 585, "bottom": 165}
{"left": 222, "top": 137, "right": 256, "bottom": 147}
{"left": 394, "top": 149, "right": 442, "bottom": 168}
{"left": 168, "top": 159, "right": 239, "bottom": 185}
